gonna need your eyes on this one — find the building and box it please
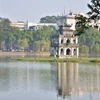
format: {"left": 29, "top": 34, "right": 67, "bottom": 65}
{"left": 10, "top": 22, "right": 25, "bottom": 30}
{"left": 57, "top": 12, "right": 86, "bottom": 30}
{"left": 24, "top": 22, "right": 57, "bottom": 31}
{"left": 11, "top": 21, "right": 57, "bottom": 31}
{"left": 50, "top": 12, "right": 79, "bottom": 58}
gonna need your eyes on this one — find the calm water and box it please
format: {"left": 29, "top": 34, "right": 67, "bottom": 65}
{"left": 0, "top": 62, "right": 100, "bottom": 100}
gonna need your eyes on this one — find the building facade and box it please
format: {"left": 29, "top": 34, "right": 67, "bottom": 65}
{"left": 24, "top": 22, "right": 57, "bottom": 31}
{"left": 11, "top": 22, "right": 57, "bottom": 31}
{"left": 11, "top": 22, "right": 25, "bottom": 30}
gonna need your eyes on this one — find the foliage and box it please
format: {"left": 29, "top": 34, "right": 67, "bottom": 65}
{"left": 18, "top": 38, "right": 28, "bottom": 49}
{"left": 75, "top": 0, "right": 100, "bottom": 56}
{"left": 79, "top": 45, "right": 89, "bottom": 56}
{"left": 75, "top": 15, "right": 89, "bottom": 36}
{"left": 34, "top": 40, "right": 49, "bottom": 52}
{"left": 87, "top": 0, "right": 100, "bottom": 20}
{"left": 40, "top": 16, "right": 58, "bottom": 23}
{"left": 75, "top": 0, "right": 100, "bottom": 36}
{"left": 79, "top": 27, "right": 100, "bottom": 56}
{"left": 0, "top": 17, "right": 56, "bottom": 52}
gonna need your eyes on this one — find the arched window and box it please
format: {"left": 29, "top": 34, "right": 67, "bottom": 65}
{"left": 73, "top": 39, "right": 76, "bottom": 44}
{"left": 61, "top": 49, "right": 64, "bottom": 55}
{"left": 66, "top": 49, "right": 71, "bottom": 55}
{"left": 66, "top": 39, "right": 70, "bottom": 45}
{"left": 56, "top": 50, "right": 58, "bottom": 56}
{"left": 61, "top": 39, "right": 63, "bottom": 44}
{"left": 74, "top": 49, "right": 76, "bottom": 55}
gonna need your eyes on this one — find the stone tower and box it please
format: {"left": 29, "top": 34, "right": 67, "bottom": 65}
{"left": 50, "top": 24, "right": 79, "bottom": 58}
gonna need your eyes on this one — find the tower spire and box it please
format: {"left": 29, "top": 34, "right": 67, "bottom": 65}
{"left": 64, "top": 7, "right": 66, "bottom": 15}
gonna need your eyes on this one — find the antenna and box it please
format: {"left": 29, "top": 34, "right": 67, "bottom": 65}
{"left": 64, "top": 7, "right": 66, "bottom": 15}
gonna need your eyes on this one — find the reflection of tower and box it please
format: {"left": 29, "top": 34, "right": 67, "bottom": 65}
{"left": 57, "top": 63, "right": 79, "bottom": 99}
{"left": 57, "top": 63, "right": 100, "bottom": 100}
{"left": 74, "top": 63, "right": 79, "bottom": 93}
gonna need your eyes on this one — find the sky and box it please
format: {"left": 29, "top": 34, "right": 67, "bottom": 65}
{"left": 0, "top": 0, "right": 91, "bottom": 22}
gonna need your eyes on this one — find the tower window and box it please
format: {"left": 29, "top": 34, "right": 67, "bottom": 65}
{"left": 61, "top": 39, "right": 63, "bottom": 44}
{"left": 66, "top": 39, "right": 70, "bottom": 45}
{"left": 61, "top": 49, "right": 64, "bottom": 55}
{"left": 74, "top": 49, "right": 76, "bottom": 55}
{"left": 73, "top": 39, "right": 76, "bottom": 44}
{"left": 66, "top": 49, "right": 71, "bottom": 55}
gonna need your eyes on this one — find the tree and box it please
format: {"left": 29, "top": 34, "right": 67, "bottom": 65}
{"left": 87, "top": 0, "right": 100, "bottom": 20}
{"left": 40, "top": 16, "right": 58, "bottom": 23}
{"left": 79, "top": 45, "right": 89, "bottom": 56}
{"left": 34, "top": 40, "right": 50, "bottom": 52}
{"left": 79, "top": 27, "right": 100, "bottom": 56}
{"left": 0, "top": 17, "right": 56, "bottom": 52}
{"left": 75, "top": 0, "right": 100, "bottom": 36}
{"left": 18, "top": 38, "right": 28, "bottom": 49}
{"left": 75, "top": 15, "right": 89, "bottom": 36}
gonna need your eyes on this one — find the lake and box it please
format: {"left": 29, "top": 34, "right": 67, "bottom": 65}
{"left": 0, "top": 61, "right": 100, "bottom": 100}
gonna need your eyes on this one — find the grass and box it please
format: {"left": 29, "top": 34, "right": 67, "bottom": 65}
{"left": 10, "top": 57, "right": 100, "bottom": 63}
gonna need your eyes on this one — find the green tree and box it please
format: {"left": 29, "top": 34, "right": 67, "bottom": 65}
{"left": 79, "top": 27, "right": 100, "bottom": 56}
{"left": 0, "top": 17, "right": 56, "bottom": 52}
{"left": 76, "top": 0, "right": 100, "bottom": 36}
{"left": 87, "top": 0, "right": 100, "bottom": 20}
{"left": 18, "top": 38, "right": 28, "bottom": 49}
{"left": 40, "top": 16, "right": 58, "bottom": 23}
{"left": 79, "top": 45, "right": 89, "bottom": 56}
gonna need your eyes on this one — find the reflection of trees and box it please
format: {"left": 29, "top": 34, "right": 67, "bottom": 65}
{"left": 0, "top": 67, "right": 10, "bottom": 91}
{"left": 57, "top": 63, "right": 100, "bottom": 99}
{"left": 0, "top": 62, "right": 57, "bottom": 92}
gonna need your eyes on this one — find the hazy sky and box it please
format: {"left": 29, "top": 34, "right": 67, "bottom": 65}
{"left": 0, "top": 0, "right": 90, "bottom": 22}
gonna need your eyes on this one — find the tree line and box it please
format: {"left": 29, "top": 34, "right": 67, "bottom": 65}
{"left": 79, "top": 28, "right": 100, "bottom": 57}
{"left": 0, "top": 17, "right": 56, "bottom": 52}
{"left": 75, "top": 0, "right": 100, "bottom": 57}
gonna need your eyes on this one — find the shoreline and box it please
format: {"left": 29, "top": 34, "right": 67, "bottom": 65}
{"left": 10, "top": 57, "right": 100, "bottom": 63}
{"left": 0, "top": 52, "right": 50, "bottom": 57}
{"left": 0, "top": 52, "right": 100, "bottom": 63}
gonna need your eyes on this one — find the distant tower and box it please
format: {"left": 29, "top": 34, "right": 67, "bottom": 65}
{"left": 64, "top": 7, "right": 66, "bottom": 15}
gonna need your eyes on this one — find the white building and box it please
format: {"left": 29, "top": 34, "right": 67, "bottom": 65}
{"left": 11, "top": 21, "right": 57, "bottom": 31}
{"left": 25, "top": 22, "right": 57, "bottom": 30}
{"left": 57, "top": 12, "right": 88, "bottom": 30}
{"left": 57, "top": 12, "right": 100, "bottom": 31}
{"left": 11, "top": 22, "right": 25, "bottom": 30}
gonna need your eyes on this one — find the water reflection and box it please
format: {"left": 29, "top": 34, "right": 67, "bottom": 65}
{"left": 57, "top": 63, "right": 100, "bottom": 100}
{"left": 0, "top": 62, "right": 100, "bottom": 100}
{"left": 0, "top": 62, "right": 57, "bottom": 92}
